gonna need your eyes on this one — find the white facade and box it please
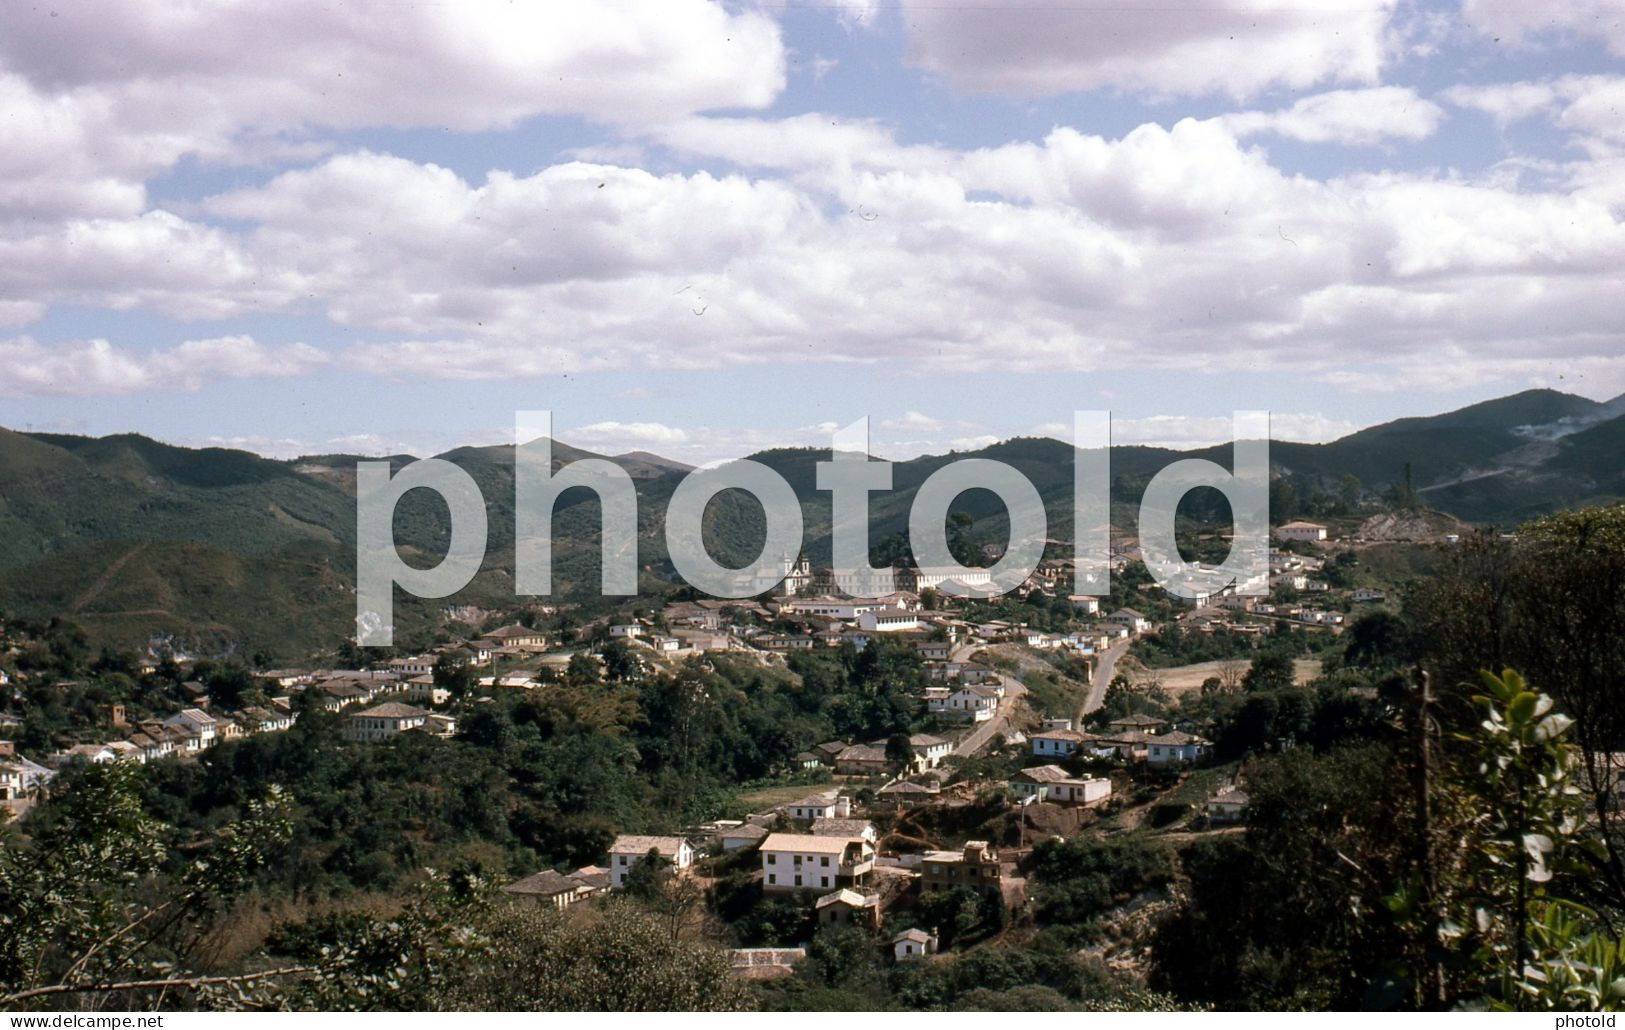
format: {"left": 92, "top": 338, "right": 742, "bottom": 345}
{"left": 608, "top": 835, "right": 694, "bottom": 888}
{"left": 1275, "top": 521, "right": 1329, "bottom": 543}
{"left": 944, "top": 686, "right": 998, "bottom": 722}
{"left": 857, "top": 608, "right": 921, "bottom": 633}
{"left": 343, "top": 703, "right": 430, "bottom": 743}
{"left": 760, "top": 833, "right": 875, "bottom": 892}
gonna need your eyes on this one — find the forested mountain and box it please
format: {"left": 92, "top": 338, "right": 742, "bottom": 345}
{"left": 0, "top": 388, "right": 1620, "bottom": 655}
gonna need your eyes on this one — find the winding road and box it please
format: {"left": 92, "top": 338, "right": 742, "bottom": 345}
{"left": 948, "top": 639, "right": 1026, "bottom": 757}
{"left": 1080, "top": 638, "right": 1133, "bottom": 722}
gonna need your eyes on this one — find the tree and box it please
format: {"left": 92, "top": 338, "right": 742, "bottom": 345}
{"left": 600, "top": 639, "right": 640, "bottom": 682}
{"left": 1242, "top": 652, "right": 1294, "bottom": 693}
{"left": 1410, "top": 506, "right": 1625, "bottom": 918}
{"left": 0, "top": 763, "right": 293, "bottom": 1009}
{"left": 1344, "top": 611, "right": 1413, "bottom": 671}
{"left": 885, "top": 732, "right": 916, "bottom": 774}
{"left": 432, "top": 656, "right": 473, "bottom": 700}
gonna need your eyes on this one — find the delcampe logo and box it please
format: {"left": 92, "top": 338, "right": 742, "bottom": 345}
{"left": 354, "top": 411, "right": 1271, "bottom": 646}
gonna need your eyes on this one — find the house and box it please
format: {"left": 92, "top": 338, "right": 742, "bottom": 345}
{"left": 722, "top": 823, "right": 770, "bottom": 851}
{"left": 1030, "top": 728, "right": 1087, "bottom": 759}
{"left": 812, "top": 741, "right": 849, "bottom": 766}
{"left": 1108, "top": 713, "right": 1166, "bottom": 735}
{"left": 759, "top": 635, "right": 815, "bottom": 652}
{"left": 893, "top": 928, "right": 938, "bottom": 962}
{"left": 857, "top": 608, "right": 921, "bottom": 634}
{"left": 126, "top": 732, "right": 168, "bottom": 763}
{"left": 874, "top": 780, "right": 940, "bottom": 808}
{"left": 1107, "top": 608, "right": 1150, "bottom": 634}
{"left": 791, "top": 751, "right": 822, "bottom": 771}
{"left": 810, "top": 818, "right": 877, "bottom": 842}
{"left": 942, "top": 685, "right": 999, "bottom": 723}
{"left": 899, "top": 565, "right": 994, "bottom": 593}
{"left": 1009, "top": 765, "right": 1111, "bottom": 805}
{"left": 911, "top": 640, "right": 951, "bottom": 661}
{"left": 1275, "top": 520, "right": 1329, "bottom": 543}
{"left": 919, "top": 840, "right": 1002, "bottom": 898}
{"left": 608, "top": 835, "right": 694, "bottom": 888}
{"left": 1092, "top": 731, "right": 1152, "bottom": 762}
{"left": 423, "top": 713, "right": 458, "bottom": 738}
{"left": 103, "top": 740, "right": 144, "bottom": 763}
{"left": 787, "top": 794, "right": 850, "bottom": 821}
{"left": 647, "top": 635, "right": 682, "bottom": 653}
{"left": 343, "top": 702, "right": 431, "bottom": 743}
{"left": 238, "top": 706, "right": 294, "bottom": 734}
{"left": 1352, "top": 587, "right": 1386, "bottom": 602}
{"left": 760, "top": 833, "right": 875, "bottom": 892}
{"left": 909, "top": 733, "right": 953, "bottom": 769}
{"left": 386, "top": 655, "right": 436, "bottom": 677}
{"left": 608, "top": 623, "right": 643, "bottom": 639}
{"left": 1207, "top": 784, "right": 1251, "bottom": 824}
{"left": 58, "top": 743, "right": 117, "bottom": 764}
{"left": 1067, "top": 595, "right": 1102, "bottom": 615}
{"left": 1144, "top": 730, "right": 1210, "bottom": 766}
{"left": 0, "top": 744, "right": 54, "bottom": 806}
{"left": 833, "top": 744, "right": 890, "bottom": 776}
{"left": 815, "top": 888, "right": 882, "bottom": 930}
{"left": 253, "top": 669, "right": 311, "bottom": 689}
{"left": 485, "top": 623, "right": 547, "bottom": 648}
{"left": 163, "top": 708, "right": 221, "bottom": 752}
{"left": 781, "top": 597, "right": 882, "bottom": 620}
{"left": 568, "top": 865, "right": 611, "bottom": 899}
{"left": 502, "top": 869, "right": 587, "bottom": 910}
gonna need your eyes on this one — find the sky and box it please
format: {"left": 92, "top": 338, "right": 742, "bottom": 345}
{"left": 0, "top": 0, "right": 1622, "bottom": 464}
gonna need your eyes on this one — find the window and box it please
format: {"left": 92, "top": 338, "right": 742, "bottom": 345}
{"left": 767, "top": 854, "right": 776, "bottom": 864}
{"left": 768, "top": 874, "right": 776, "bottom": 885}
{"left": 820, "top": 857, "right": 829, "bottom": 867}
{"left": 619, "top": 856, "right": 627, "bottom": 866}
{"left": 821, "top": 877, "right": 829, "bottom": 887}
{"left": 794, "top": 875, "right": 802, "bottom": 887}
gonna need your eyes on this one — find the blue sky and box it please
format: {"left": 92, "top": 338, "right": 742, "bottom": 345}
{"left": 0, "top": 0, "right": 1622, "bottom": 463}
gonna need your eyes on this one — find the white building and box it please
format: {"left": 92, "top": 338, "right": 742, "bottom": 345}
{"left": 1144, "top": 731, "right": 1211, "bottom": 766}
{"left": 1009, "top": 765, "right": 1111, "bottom": 805}
{"left": 893, "top": 928, "right": 938, "bottom": 962}
{"left": 781, "top": 597, "right": 882, "bottom": 620}
{"left": 608, "top": 835, "right": 694, "bottom": 888}
{"left": 343, "top": 702, "right": 431, "bottom": 743}
{"left": 941, "top": 685, "right": 999, "bottom": 723}
{"left": 1030, "top": 728, "right": 1087, "bottom": 758}
{"left": 857, "top": 608, "right": 921, "bottom": 633}
{"left": 786, "top": 794, "right": 850, "bottom": 821}
{"left": 760, "top": 833, "right": 875, "bottom": 892}
{"left": 162, "top": 709, "right": 221, "bottom": 752}
{"left": 1107, "top": 608, "right": 1150, "bottom": 634}
{"left": 1275, "top": 521, "right": 1329, "bottom": 543}
{"left": 909, "top": 733, "right": 953, "bottom": 769}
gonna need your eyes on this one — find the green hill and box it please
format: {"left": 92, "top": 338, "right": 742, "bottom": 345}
{"left": 0, "top": 388, "right": 1620, "bottom": 655}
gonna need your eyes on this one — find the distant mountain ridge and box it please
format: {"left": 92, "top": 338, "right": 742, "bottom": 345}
{"left": 0, "top": 387, "right": 1619, "bottom": 655}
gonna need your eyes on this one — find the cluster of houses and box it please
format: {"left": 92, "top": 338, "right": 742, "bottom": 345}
{"left": 503, "top": 787, "right": 1012, "bottom": 967}
{"left": 1027, "top": 713, "right": 1211, "bottom": 768}
{"left": 3, "top": 660, "right": 472, "bottom": 810}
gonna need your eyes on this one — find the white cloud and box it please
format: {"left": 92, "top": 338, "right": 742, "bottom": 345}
{"left": 893, "top": 0, "right": 1398, "bottom": 99}
{"left": 0, "top": 335, "right": 326, "bottom": 397}
{"left": 1445, "top": 75, "right": 1625, "bottom": 145}
{"left": 1225, "top": 88, "right": 1446, "bottom": 145}
{"left": 1460, "top": 0, "right": 1625, "bottom": 56}
{"left": 0, "top": 2, "right": 784, "bottom": 133}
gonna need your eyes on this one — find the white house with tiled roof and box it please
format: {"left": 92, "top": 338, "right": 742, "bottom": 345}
{"left": 343, "top": 702, "right": 431, "bottom": 743}
{"left": 760, "top": 832, "right": 875, "bottom": 893}
{"left": 607, "top": 835, "right": 694, "bottom": 888}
